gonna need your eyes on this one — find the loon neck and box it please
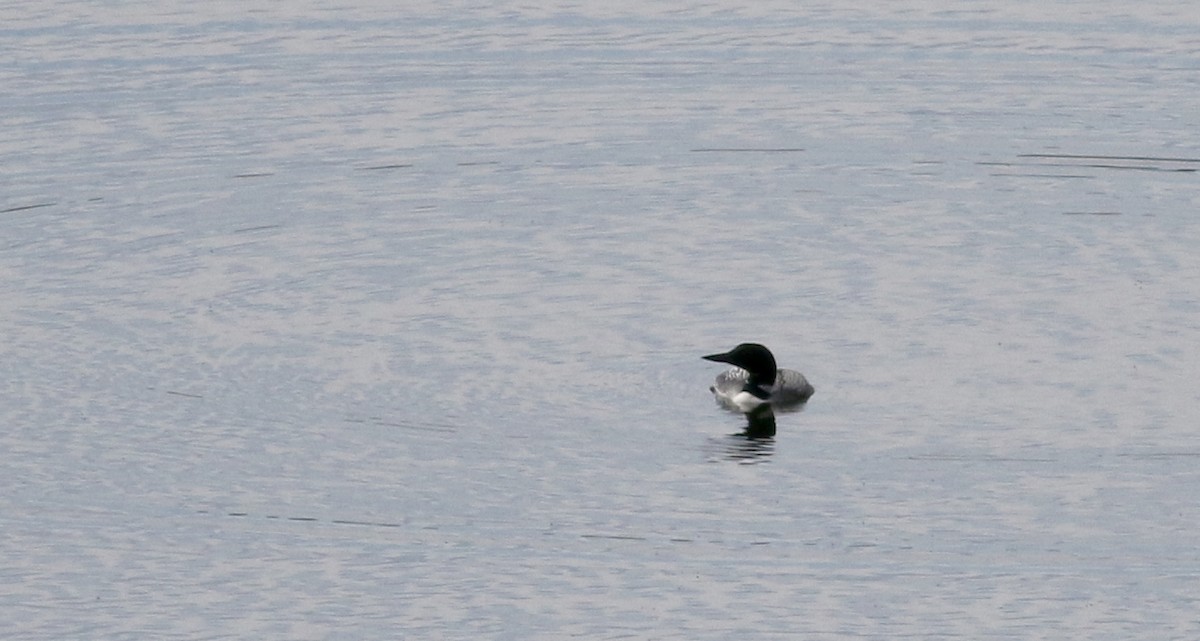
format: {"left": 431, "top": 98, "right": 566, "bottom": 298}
{"left": 746, "top": 369, "right": 776, "bottom": 388}
{"left": 742, "top": 379, "right": 772, "bottom": 400}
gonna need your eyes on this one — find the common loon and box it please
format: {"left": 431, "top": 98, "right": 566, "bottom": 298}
{"left": 702, "top": 343, "right": 814, "bottom": 413}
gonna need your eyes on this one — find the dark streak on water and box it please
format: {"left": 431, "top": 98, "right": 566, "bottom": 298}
{"left": 358, "top": 163, "right": 415, "bottom": 170}
{"left": 232, "top": 224, "right": 284, "bottom": 233}
{"left": 1020, "top": 153, "right": 1200, "bottom": 163}
{"left": 2, "top": 202, "right": 56, "bottom": 213}
{"left": 690, "top": 147, "right": 806, "bottom": 153}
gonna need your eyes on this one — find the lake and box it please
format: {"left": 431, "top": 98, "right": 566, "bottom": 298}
{"left": 4, "top": 1, "right": 1200, "bottom": 638}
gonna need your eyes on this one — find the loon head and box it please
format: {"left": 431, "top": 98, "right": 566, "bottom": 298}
{"left": 702, "top": 343, "right": 778, "bottom": 385}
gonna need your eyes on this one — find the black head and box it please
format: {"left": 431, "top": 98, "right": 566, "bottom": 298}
{"left": 702, "top": 343, "right": 778, "bottom": 382}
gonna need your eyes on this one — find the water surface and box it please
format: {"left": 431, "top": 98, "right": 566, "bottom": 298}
{"left": 4, "top": 1, "right": 1200, "bottom": 639}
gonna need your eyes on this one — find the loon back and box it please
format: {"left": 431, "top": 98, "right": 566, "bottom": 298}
{"left": 711, "top": 366, "right": 814, "bottom": 410}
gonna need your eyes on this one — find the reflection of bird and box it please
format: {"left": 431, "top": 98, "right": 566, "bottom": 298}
{"left": 702, "top": 343, "right": 814, "bottom": 413}
{"left": 723, "top": 424, "right": 776, "bottom": 460}
{"left": 741, "top": 405, "right": 778, "bottom": 439}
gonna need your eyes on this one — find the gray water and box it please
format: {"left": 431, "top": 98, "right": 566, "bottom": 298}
{"left": 4, "top": 1, "right": 1200, "bottom": 639}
